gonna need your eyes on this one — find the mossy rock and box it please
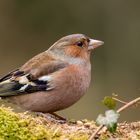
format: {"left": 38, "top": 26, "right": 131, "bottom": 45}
{"left": 0, "top": 105, "right": 139, "bottom": 140}
{"left": 0, "top": 106, "right": 90, "bottom": 140}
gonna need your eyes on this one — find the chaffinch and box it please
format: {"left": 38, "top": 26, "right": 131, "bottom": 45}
{"left": 0, "top": 34, "right": 103, "bottom": 113}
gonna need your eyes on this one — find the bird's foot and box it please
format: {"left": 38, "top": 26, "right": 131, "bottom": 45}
{"left": 35, "top": 112, "right": 67, "bottom": 123}
{"left": 49, "top": 112, "right": 67, "bottom": 123}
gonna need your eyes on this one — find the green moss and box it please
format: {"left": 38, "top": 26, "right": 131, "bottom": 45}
{"left": 0, "top": 107, "right": 49, "bottom": 140}
{"left": 0, "top": 107, "right": 88, "bottom": 140}
{"left": 0, "top": 106, "right": 139, "bottom": 140}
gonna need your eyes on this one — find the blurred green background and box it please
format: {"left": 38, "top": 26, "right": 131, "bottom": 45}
{"left": 0, "top": 0, "right": 139, "bottom": 122}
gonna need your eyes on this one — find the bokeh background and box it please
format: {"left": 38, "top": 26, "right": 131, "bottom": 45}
{"left": 0, "top": 0, "right": 140, "bottom": 122}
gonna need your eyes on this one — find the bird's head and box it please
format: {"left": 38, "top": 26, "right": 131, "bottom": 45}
{"left": 48, "top": 34, "right": 104, "bottom": 63}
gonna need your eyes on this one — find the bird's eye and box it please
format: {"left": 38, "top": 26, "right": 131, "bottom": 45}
{"left": 76, "top": 41, "right": 84, "bottom": 47}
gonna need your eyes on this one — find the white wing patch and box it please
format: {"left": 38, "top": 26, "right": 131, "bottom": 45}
{"left": 19, "top": 84, "right": 29, "bottom": 91}
{"left": 38, "top": 75, "right": 52, "bottom": 82}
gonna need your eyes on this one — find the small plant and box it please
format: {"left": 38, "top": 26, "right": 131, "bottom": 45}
{"left": 98, "top": 96, "right": 119, "bottom": 133}
{"left": 102, "top": 96, "right": 116, "bottom": 109}
{"left": 89, "top": 95, "right": 140, "bottom": 140}
{"left": 96, "top": 110, "right": 119, "bottom": 133}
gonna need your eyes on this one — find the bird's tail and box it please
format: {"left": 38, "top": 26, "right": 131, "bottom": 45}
{"left": 0, "top": 80, "right": 20, "bottom": 96}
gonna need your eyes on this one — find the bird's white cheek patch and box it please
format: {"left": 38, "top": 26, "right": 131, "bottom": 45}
{"left": 38, "top": 75, "right": 52, "bottom": 82}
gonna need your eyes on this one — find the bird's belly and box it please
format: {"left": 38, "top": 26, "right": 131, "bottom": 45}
{"left": 8, "top": 84, "right": 86, "bottom": 112}
{"left": 8, "top": 66, "right": 91, "bottom": 112}
{"left": 8, "top": 79, "right": 89, "bottom": 113}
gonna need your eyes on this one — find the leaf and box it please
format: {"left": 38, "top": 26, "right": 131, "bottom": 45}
{"left": 107, "top": 123, "right": 117, "bottom": 133}
{"left": 102, "top": 96, "right": 116, "bottom": 109}
{"left": 96, "top": 110, "right": 120, "bottom": 133}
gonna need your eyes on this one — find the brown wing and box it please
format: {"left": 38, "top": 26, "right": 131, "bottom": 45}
{"left": 0, "top": 52, "right": 68, "bottom": 96}
{"left": 20, "top": 52, "right": 68, "bottom": 79}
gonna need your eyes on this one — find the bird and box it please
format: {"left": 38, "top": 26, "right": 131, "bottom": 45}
{"left": 0, "top": 34, "right": 103, "bottom": 115}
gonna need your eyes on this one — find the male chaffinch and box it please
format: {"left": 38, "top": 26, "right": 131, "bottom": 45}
{"left": 0, "top": 34, "right": 103, "bottom": 113}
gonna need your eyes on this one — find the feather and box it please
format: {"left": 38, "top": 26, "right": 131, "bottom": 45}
{"left": 0, "top": 55, "right": 68, "bottom": 97}
{"left": 0, "top": 72, "right": 50, "bottom": 96}
{"left": 0, "top": 69, "right": 19, "bottom": 82}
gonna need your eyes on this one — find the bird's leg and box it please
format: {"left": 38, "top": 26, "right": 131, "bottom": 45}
{"left": 49, "top": 112, "right": 66, "bottom": 121}
{"left": 35, "top": 112, "right": 67, "bottom": 123}
{"left": 35, "top": 112, "right": 52, "bottom": 119}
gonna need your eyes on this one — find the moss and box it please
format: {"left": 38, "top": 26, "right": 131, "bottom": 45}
{"left": 0, "top": 107, "right": 49, "bottom": 140}
{"left": 0, "top": 106, "right": 139, "bottom": 140}
{"left": 0, "top": 107, "right": 88, "bottom": 140}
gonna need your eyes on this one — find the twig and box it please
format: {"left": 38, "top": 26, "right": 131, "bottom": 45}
{"left": 117, "top": 97, "right": 140, "bottom": 113}
{"left": 89, "top": 125, "right": 104, "bottom": 140}
{"left": 89, "top": 96, "right": 140, "bottom": 140}
{"left": 112, "top": 97, "right": 127, "bottom": 104}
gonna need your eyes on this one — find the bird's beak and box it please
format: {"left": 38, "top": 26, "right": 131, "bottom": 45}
{"left": 88, "top": 39, "right": 104, "bottom": 50}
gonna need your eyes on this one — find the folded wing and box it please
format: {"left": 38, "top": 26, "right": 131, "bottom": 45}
{"left": 0, "top": 52, "right": 68, "bottom": 97}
